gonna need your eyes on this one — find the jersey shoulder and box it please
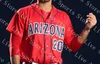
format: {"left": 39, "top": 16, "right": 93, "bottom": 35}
{"left": 57, "top": 9, "right": 69, "bottom": 18}
{"left": 16, "top": 4, "right": 33, "bottom": 15}
{"left": 56, "top": 9, "right": 70, "bottom": 21}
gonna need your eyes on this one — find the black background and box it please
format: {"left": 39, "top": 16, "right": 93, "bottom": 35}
{"left": 0, "top": 0, "right": 100, "bottom": 64}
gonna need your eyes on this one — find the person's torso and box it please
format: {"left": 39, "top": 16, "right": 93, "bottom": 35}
{"left": 19, "top": 3, "right": 66, "bottom": 64}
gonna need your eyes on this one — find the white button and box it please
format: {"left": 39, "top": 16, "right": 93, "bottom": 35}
{"left": 47, "top": 45, "right": 48, "bottom": 47}
{"left": 22, "top": 62, "right": 25, "bottom": 64}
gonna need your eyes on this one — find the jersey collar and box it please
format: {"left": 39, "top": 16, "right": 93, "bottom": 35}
{"left": 31, "top": 3, "right": 58, "bottom": 20}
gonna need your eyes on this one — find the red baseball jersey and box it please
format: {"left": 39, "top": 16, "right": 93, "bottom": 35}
{"left": 6, "top": 3, "right": 83, "bottom": 64}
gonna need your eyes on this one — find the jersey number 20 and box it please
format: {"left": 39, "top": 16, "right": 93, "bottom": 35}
{"left": 53, "top": 39, "right": 63, "bottom": 52}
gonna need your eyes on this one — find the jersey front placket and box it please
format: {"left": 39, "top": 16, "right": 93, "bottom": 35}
{"left": 31, "top": 4, "right": 58, "bottom": 64}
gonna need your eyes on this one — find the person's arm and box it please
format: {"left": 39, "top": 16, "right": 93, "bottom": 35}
{"left": 10, "top": 55, "right": 20, "bottom": 64}
{"left": 78, "top": 13, "right": 97, "bottom": 43}
{"left": 9, "top": 33, "right": 22, "bottom": 64}
{"left": 64, "top": 13, "right": 97, "bottom": 52}
{"left": 6, "top": 9, "right": 24, "bottom": 64}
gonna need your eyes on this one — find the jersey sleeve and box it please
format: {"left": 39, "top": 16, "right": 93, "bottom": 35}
{"left": 64, "top": 13, "right": 83, "bottom": 52}
{"left": 6, "top": 9, "right": 24, "bottom": 56}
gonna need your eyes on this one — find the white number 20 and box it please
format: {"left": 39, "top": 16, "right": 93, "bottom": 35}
{"left": 53, "top": 39, "right": 63, "bottom": 52}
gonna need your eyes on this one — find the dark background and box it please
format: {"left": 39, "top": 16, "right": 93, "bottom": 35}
{"left": 0, "top": 0, "right": 100, "bottom": 64}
